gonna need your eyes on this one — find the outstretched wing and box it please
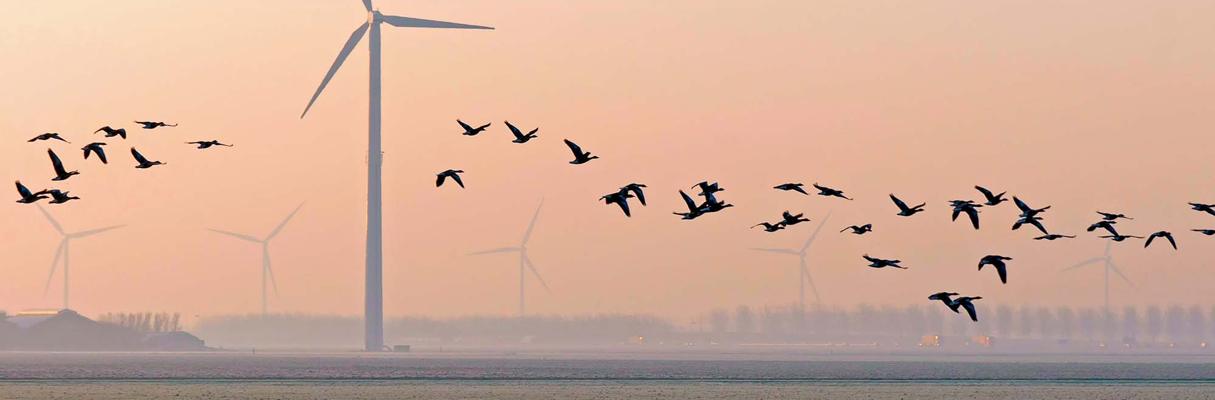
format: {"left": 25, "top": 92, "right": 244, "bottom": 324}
{"left": 563, "top": 139, "right": 583, "bottom": 156}
{"left": 615, "top": 198, "right": 631, "bottom": 217}
{"left": 630, "top": 186, "right": 646, "bottom": 205}
{"left": 130, "top": 147, "right": 149, "bottom": 164}
{"left": 457, "top": 119, "right": 474, "bottom": 132}
{"left": 890, "top": 194, "right": 909, "bottom": 212}
{"left": 965, "top": 208, "right": 980, "bottom": 229}
{"left": 436, "top": 174, "right": 447, "bottom": 187}
{"left": 962, "top": 301, "right": 978, "bottom": 321}
{"left": 1166, "top": 234, "right": 1177, "bottom": 249}
{"left": 974, "top": 185, "right": 995, "bottom": 200}
{"left": 1013, "top": 196, "right": 1031, "bottom": 213}
{"left": 505, "top": 121, "right": 522, "bottom": 138}
{"left": 48, "top": 149, "right": 67, "bottom": 175}
{"left": 450, "top": 173, "right": 464, "bottom": 188}
{"left": 15, "top": 181, "right": 32, "bottom": 197}
{"left": 996, "top": 264, "right": 1007, "bottom": 284}
{"left": 1144, "top": 234, "right": 1156, "bottom": 248}
{"left": 96, "top": 147, "right": 108, "bottom": 164}
{"left": 679, "top": 190, "right": 698, "bottom": 211}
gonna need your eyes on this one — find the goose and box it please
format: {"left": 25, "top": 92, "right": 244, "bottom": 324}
{"left": 1100, "top": 234, "right": 1144, "bottom": 242}
{"left": 950, "top": 297, "right": 982, "bottom": 321}
{"left": 928, "top": 292, "right": 961, "bottom": 312}
{"left": 1145, "top": 231, "right": 1177, "bottom": 250}
{"left": 975, "top": 186, "right": 1007, "bottom": 206}
{"left": 457, "top": 120, "right": 491, "bottom": 136}
{"left": 673, "top": 190, "right": 704, "bottom": 220}
{"left": 1193, "top": 229, "right": 1215, "bottom": 236}
{"left": 504, "top": 120, "right": 538, "bottom": 143}
{"left": 563, "top": 139, "right": 598, "bottom": 164}
{"left": 94, "top": 126, "right": 127, "bottom": 139}
{"left": 46, "top": 189, "right": 79, "bottom": 204}
{"left": 436, "top": 169, "right": 465, "bottom": 188}
{"left": 751, "top": 222, "right": 785, "bottom": 232}
{"left": 863, "top": 254, "right": 906, "bottom": 269}
{"left": 950, "top": 200, "right": 982, "bottom": 230}
{"left": 1097, "top": 211, "right": 1132, "bottom": 221}
{"left": 620, "top": 183, "right": 647, "bottom": 206}
{"left": 691, "top": 181, "right": 724, "bottom": 197}
{"left": 812, "top": 183, "right": 852, "bottom": 200}
{"left": 600, "top": 191, "right": 634, "bottom": 217}
{"left": 135, "top": 121, "right": 177, "bottom": 129}
{"left": 131, "top": 147, "right": 165, "bottom": 169}
{"left": 1012, "top": 215, "right": 1049, "bottom": 235}
{"left": 81, "top": 142, "right": 108, "bottom": 164}
{"left": 890, "top": 194, "right": 925, "bottom": 216}
{"left": 699, "top": 191, "right": 733, "bottom": 213}
{"left": 47, "top": 149, "right": 79, "bottom": 181}
{"left": 774, "top": 183, "right": 808, "bottom": 195}
{"left": 15, "top": 181, "right": 49, "bottom": 204}
{"left": 1087, "top": 221, "right": 1120, "bottom": 236}
{"left": 1190, "top": 203, "right": 1215, "bottom": 216}
{"left": 978, "top": 255, "right": 1013, "bottom": 284}
{"left": 1034, "top": 234, "right": 1076, "bottom": 241}
{"left": 187, "top": 140, "right": 233, "bottom": 149}
{"left": 28, "top": 133, "right": 69, "bottom": 143}
{"left": 1013, "top": 196, "right": 1050, "bottom": 218}
{"left": 841, "top": 224, "right": 873, "bottom": 235}
{"left": 780, "top": 211, "right": 809, "bottom": 226}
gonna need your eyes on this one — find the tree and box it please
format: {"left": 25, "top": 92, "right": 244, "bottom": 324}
{"left": 1056, "top": 306, "right": 1075, "bottom": 340}
{"left": 1122, "top": 306, "right": 1140, "bottom": 342}
{"left": 734, "top": 305, "right": 755, "bottom": 334}
{"left": 1146, "top": 306, "right": 1164, "bottom": 343}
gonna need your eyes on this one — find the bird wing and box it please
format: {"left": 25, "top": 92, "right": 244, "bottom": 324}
{"left": 457, "top": 119, "right": 474, "bottom": 131}
{"left": 131, "top": 148, "right": 149, "bottom": 164}
{"left": 965, "top": 208, "right": 980, "bottom": 229}
{"left": 862, "top": 255, "right": 879, "bottom": 263}
{"left": 1029, "top": 218, "right": 1049, "bottom": 234}
{"left": 615, "top": 198, "right": 631, "bottom": 217}
{"left": 476, "top": 123, "right": 491, "bottom": 130}
{"left": 1013, "top": 197, "right": 1032, "bottom": 213}
{"left": 96, "top": 147, "right": 108, "bottom": 164}
{"left": 962, "top": 301, "right": 978, "bottom": 321}
{"left": 974, "top": 185, "right": 995, "bottom": 200}
{"left": 890, "top": 194, "right": 909, "bottom": 211}
{"left": 16, "top": 181, "right": 33, "bottom": 197}
{"left": 563, "top": 139, "right": 583, "bottom": 156}
{"left": 679, "top": 190, "right": 698, "bottom": 211}
{"left": 1166, "top": 234, "right": 1177, "bottom": 249}
{"left": 1144, "top": 234, "right": 1156, "bottom": 248}
{"left": 996, "top": 264, "right": 1007, "bottom": 284}
{"left": 450, "top": 173, "right": 464, "bottom": 188}
{"left": 48, "top": 150, "right": 67, "bottom": 175}
{"left": 951, "top": 208, "right": 961, "bottom": 221}
{"left": 436, "top": 174, "right": 447, "bottom": 187}
{"left": 630, "top": 186, "right": 646, "bottom": 205}
{"left": 505, "top": 121, "right": 523, "bottom": 138}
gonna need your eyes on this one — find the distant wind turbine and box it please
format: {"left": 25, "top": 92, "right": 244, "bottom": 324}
{"left": 1062, "top": 241, "right": 1133, "bottom": 317}
{"left": 208, "top": 203, "right": 304, "bottom": 316}
{"left": 36, "top": 204, "right": 124, "bottom": 311}
{"left": 299, "top": 0, "right": 492, "bottom": 352}
{"left": 750, "top": 213, "right": 832, "bottom": 308}
{"left": 469, "top": 200, "right": 552, "bottom": 317}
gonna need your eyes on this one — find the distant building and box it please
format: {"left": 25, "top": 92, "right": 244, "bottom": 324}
{"left": 0, "top": 309, "right": 208, "bottom": 351}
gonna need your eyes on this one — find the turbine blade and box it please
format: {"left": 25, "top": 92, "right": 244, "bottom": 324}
{"left": 1107, "top": 260, "right": 1134, "bottom": 287}
{"left": 468, "top": 247, "right": 521, "bottom": 255}
{"left": 300, "top": 22, "right": 369, "bottom": 118}
{"left": 266, "top": 202, "right": 305, "bottom": 240}
{"left": 36, "top": 204, "right": 65, "bottom": 235}
{"left": 380, "top": 15, "right": 494, "bottom": 30}
{"left": 360, "top": 0, "right": 372, "bottom": 12}
{"left": 43, "top": 239, "right": 65, "bottom": 296}
{"left": 1062, "top": 257, "right": 1104, "bottom": 271}
{"left": 521, "top": 199, "right": 543, "bottom": 246}
{"left": 801, "top": 257, "right": 821, "bottom": 303}
{"left": 749, "top": 248, "right": 799, "bottom": 255}
{"left": 523, "top": 254, "right": 551, "bottom": 293}
{"left": 208, "top": 228, "right": 262, "bottom": 243}
{"left": 264, "top": 246, "right": 280, "bottom": 297}
{"left": 800, "top": 212, "right": 833, "bottom": 253}
{"left": 69, "top": 225, "right": 124, "bottom": 239}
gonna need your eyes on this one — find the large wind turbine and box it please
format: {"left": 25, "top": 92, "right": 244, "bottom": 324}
{"left": 750, "top": 213, "right": 832, "bottom": 309}
{"left": 469, "top": 200, "right": 551, "bottom": 317}
{"left": 208, "top": 203, "right": 304, "bottom": 316}
{"left": 299, "top": 0, "right": 492, "bottom": 352}
{"left": 36, "top": 205, "right": 124, "bottom": 311}
{"left": 1063, "top": 241, "right": 1133, "bottom": 317}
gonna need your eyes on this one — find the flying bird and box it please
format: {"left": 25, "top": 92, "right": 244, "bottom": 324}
{"left": 950, "top": 296, "right": 982, "bottom": 321}
{"left": 890, "top": 194, "right": 925, "bottom": 217}
{"left": 1190, "top": 203, "right": 1215, "bottom": 216}
{"left": 1193, "top": 229, "right": 1215, "bottom": 236}
{"left": 504, "top": 120, "right": 538, "bottom": 143}
{"left": 600, "top": 191, "right": 634, "bottom": 217}
{"left": 841, "top": 224, "right": 873, "bottom": 235}
{"left": 94, "top": 126, "right": 127, "bottom": 139}
{"left": 751, "top": 222, "right": 786, "bottom": 232}
{"left": 1087, "top": 221, "right": 1120, "bottom": 236}
{"left": 928, "top": 292, "right": 961, "bottom": 312}
{"left": 1100, "top": 234, "right": 1144, "bottom": 242}
{"left": 699, "top": 191, "right": 733, "bottom": 213}
{"left": 673, "top": 190, "right": 705, "bottom": 220}
{"left": 1034, "top": 234, "right": 1075, "bottom": 241}
{"left": 974, "top": 186, "right": 1007, "bottom": 206}
{"left": 135, "top": 121, "right": 177, "bottom": 129}
{"left": 950, "top": 200, "right": 982, "bottom": 230}
{"left": 130, "top": 147, "right": 165, "bottom": 169}
{"left": 187, "top": 140, "right": 233, "bottom": 149}
{"left": 1012, "top": 215, "right": 1049, "bottom": 235}
{"left": 47, "top": 149, "right": 79, "bottom": 181}
{"left": 457, "top": 120, "right": 491, "bottom": 136}
{"left": 1145, "top": 231, "right": 1177, "bottom": 250}
{"left": 812, "top": 183, "right": 852, "bottom": 200}
{"left": 620, "top": 183, "right": 647, "bottom": 206}
{"left": 691, "top": 181, "right": 724, "bottom": 197}
{"left": 863, "top": 254, "right": 906, "bottom": 269}
{"left": 1013, "top": 196, "right": 1050, "bottom": 218}
{"left": 81, "top": 142, "right": 108, "bottom": 164}
{"left": 774, "top": 183, "right": 808, "bottom": 195}
{"left": 45, "top": 189, "right": 79, "bottom": 204}
{"left": 28, "top": 133, "right": 69, "bottom": 143}
{"left": 436, "top": 169, "right": 465, "bottom": 188}
{"left": 15, "top": 181, "right": 49, "bottom": 204}
{"left": 1097, "top": 211, "right": 1132, "bottom": 221}
{"left": 978, "top": 255, "right": 1013, "bottom": 284}
{"left": 780, "top": 211, "right": 809, "bottom": 226}
{"left": 563, "top": 139, "right": 598, "bottom": 164}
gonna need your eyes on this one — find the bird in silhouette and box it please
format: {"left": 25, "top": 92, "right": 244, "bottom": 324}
{"left": 436, "top": 169, "right": 465, "bottom": 188}
{"left": 600, "top": 191, "right": 634, "bottom": 217}
{"left": 780, "top": 211, "right": 809, "bottom": 226}
{"left": 890, "top": 194, "right": 925, "bottom": 217}
{"left": 15, "top": 181, "right": 49, "bottom": 204}
{"left": 812, "top": 183, "right": 852, "bottom": 200}
{"left": 47, "top": 149, "right": 79, "bottom": 181}
{"left": 774, "top": 183, "right": 808, "bottom": 195}
{"left": 928, "top": 292, "right": 961, "bottom": 312}
{"left": 978, "top": 255, "right": 1013, "bottom": 284}
{"left": 863, "top": 254, "right": 906, "bottom": 269}
{"left": 1190, "top": 203, "right": 1215, "bottom": 216}
{"left": 620, "top": 183, "right": 647, "bottom": 206}
{"left": 45, "top": 189, "right": 79, "bottom": 204}
{"left": 699, "top": 191, "right": 733, "bottom": 213}
{"left": 1097, "top": 211, "right": 1132, "bottom": 221}
{"left": 674, "top": 190, "right": 705, "bottom": 220}
{"left": 691, "top": 181, "right": 724, "bottom": 197}
{"left": 28, "top": 133, "right": 69, "bottom": 143}
{"left": 1100, "top": 234, "right": 1144, "bottom": 242}
{"left": 752, "top": 222, "right": 786, "bottom": 232}
{"left": 81, "top": 142, "right": 108, "bottom": 164}
{"left": 1087, "top": 221, "right": 1120, "bottom": 236}
{"left": 504, "top": 121, "right": 538, "bottom": 143}
{"left": 457, "top": 120, "right": 491, "bottom": 136}
{"left": 1012, "top": 215, "right": 1049, "bottom": 235}
{"left": 1193, "top": 229, "right": 1215, "bottom": 236}
{"left": 974, "top": 186, "right": 1007, "bottom": 206}
{"left": 1013, "top": 196, "right": 1050, "bottom": 218}
{"left": 950, "top": 200, "right": 982, "bottom": 230}
{"left": 1034, "top": 234, "right": 1075, "bottom": 241}
{"left": 130, "top": 147, "right": 165, "bottom": 169}
{"left": 187, "top": 140, "right": 233, "bottom": 149}
{"left": 135, "top": 121, "right": 177, "bottom": 129}
{"left": 950, "top": 297, "right": 982, "bottom": 321}
{"left": 563, "top": 139, "right": 598, "bottom": 164}
{"left": 841, "top": 224, "right": 873, "bottom": 235}
{"left": 1145, "top": 231, "right": 1177, "bottom": 250}
{"left": 95, "top": 126, "right": 127, "bottom": 139}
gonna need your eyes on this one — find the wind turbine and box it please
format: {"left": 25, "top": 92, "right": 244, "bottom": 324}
{"left": 208, "top": 203, "right": 304, "bottom": 316}
{"left": 750, "top": 213, "right": 832, "bottom": 309}
{"left": 1063, "top": 241, "right": 1133, "bottom": 317}
{"left": 299, "top": 0, "right": 492, "bottom": 352}
{"left": 469, "top": 200, "right": 552, "bottom": 317}
{"left": 36, "top": 205, "right": 124, "bottom": 311}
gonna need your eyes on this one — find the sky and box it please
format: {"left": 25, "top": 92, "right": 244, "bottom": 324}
{"left": 1, "top": 1, "right": 1214, "bottom": 324}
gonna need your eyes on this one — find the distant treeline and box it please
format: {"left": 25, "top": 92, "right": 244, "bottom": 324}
{"left": 97, "top": 312, "right": 182, "bottom": 333}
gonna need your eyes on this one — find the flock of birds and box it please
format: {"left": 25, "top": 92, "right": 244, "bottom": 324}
{"left": 15, "top": 122, "right": 231, "bottom": 205}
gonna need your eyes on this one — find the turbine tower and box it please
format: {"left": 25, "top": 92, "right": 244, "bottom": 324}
{"left": 1063, "top": 241, "right": 1133, "bottom": 317}
{"left": 749, "top": 213, "right": 832, "bottom": 309}
{"left": 36, "top": 205, "right": 124, "bottom": 311}
{"left": 469, "top": 200, "right": 551, "bottom": 317}
{"left": 208, "top": 203, "right": 304, "bottom": 316}
{"left": 299, "top": 0, "right": 492, "bottom": 352}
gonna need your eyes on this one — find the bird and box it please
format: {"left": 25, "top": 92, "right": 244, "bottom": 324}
{"left": 457, "top": 120, "right": 491, "bottom": 136}
{"left": 974, "top": 186, "right": 1007, "bottom": 206}
{"left": 812, "top": 183, "right": 852, "bottom": 200}
{"left": 691, "top": 181, "right": 724, "bottom": 197}
{"left": 1193, "top": 229, "right": 1215, "bottom": 236}
{"left": 950, "top": 200, "right": 982, "bottom": 230}
{"left": 928, "top": 292, "right": 961, "bottom": 312}
{"left": 1013, "top": 196, "right": 1050, "bottom": 218}
{"left": 780, "top": 211, "right": 809, "bottom": 226}
{"left": 950, "top": 296, "right": 982, "bottom": 321}
{"left": 95, "top": 126, "right": 127, "bottom": 139}
{"left": 841, "top": 224, "right": 873, "bottom": 235}
{"left": 187, "top": 140, "right": 233, "bottom": 149}
{"left": 28, "top": 133, "right": 69, "bottom": 143}
{"left": 674, "top": 190, "right": 705, "bottom": 220}
{"left": 600, "top": 191, "right": 634, "bottom": 217}
{"left": 1034, "top": 234, "right": 1075, "bottom": 241}
{"left": 774, "top": 183, "right": 808, "bottom": 195}
{"left": 890, "top": 194, "right": 925, "bottom": 217}
{"left": 15, "top": 181, "right": 49, "bottom": 204}
{"left": 699, "top": 191, "right": 733, "bottom": 213}
{"left": 1087, "top": 221, "right": 1120, "bottom": 236}
{"left": 563, "top": 139, "right": 598, "bottom": 164}
{"left": 436, "top": 169, "right": 465, "bottom": 188}
{"left": 130, "top": 147, "right": 165, "bottom": 169}
{"left": 620, "top": 183, "right": 647, "bottom": 206}
{"left": 862, "top": 254, "right": 906, "bottom": 269}
{"left": 1145, "top": 231, "right": 1177, "bottom": 250}
{"left": 134, "top": 121, "right": 177, "bottom": 129}
{"left": 1097, "top": 211, "right": 1132, "bottom": 221}
{"left": 1190, "top": 203, "right": 1215, "bottom": 217}
{"left": 1011, "top": 215, "right": 1049, "bottom": 235}
{"left": 978, "top": 255, "right": 1013, "bottom": 284}
{"left": 504, "top": 120, "right": 538, "bottom": 143}
{"left": 47, "top": 149, "right": 79, "bottom": 181}
{"left": 752, "top": 222, "right": 785, "bottom": 232}
{"left": 45, "top": 189, "right": 79, "bottom": 204}
{"left": 81, "top": 142, "right": 108, "bottom": 164}
{"left": 1100, "top": 234, "right": 1144, "bottom": 242}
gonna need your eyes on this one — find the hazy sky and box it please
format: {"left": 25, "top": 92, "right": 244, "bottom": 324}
{"left": 2, "top": 1, "right": 1213, "bottom": 323}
